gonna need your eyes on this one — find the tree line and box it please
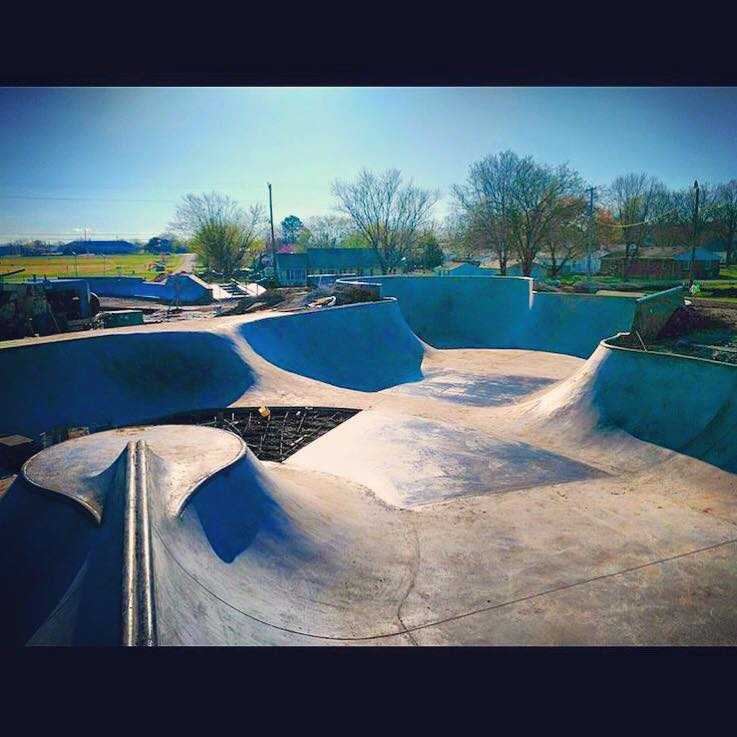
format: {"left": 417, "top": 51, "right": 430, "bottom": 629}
{"left": 168, "top": 152, "right": 737, "bottom": 278}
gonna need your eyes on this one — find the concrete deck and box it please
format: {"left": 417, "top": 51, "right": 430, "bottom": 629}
{"left": 1, "top": 288, "right": 736, "bottom": 646}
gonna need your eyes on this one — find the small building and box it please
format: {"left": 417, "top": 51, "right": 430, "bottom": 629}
{"left": 306, "top": 248, "right": 380, "bottom": 277}
{"left": 435, "top": 261, "right": 498, "bottom": 277}
{"left": 275, "top": 253, "right": 309, "bottom": 286}
{"left": 61, "top": 240, "right": 140, "bottom": 255}
{"left": 275, "top": 248, "right": 380, "bottom": 286}
{"left": 507, "top": 261, "right": 548, "bottom": 278}
{"left": 700, "top": 240, "right": 729, "bottom": 264}
{"left": 538, "top": 248, "right": 610, "bottom": 275}
{"left": 600, "top": 247, "right": 721, "bottom": 279}
{"left": 673, "top": 247, "right": 722, "bottom": 277}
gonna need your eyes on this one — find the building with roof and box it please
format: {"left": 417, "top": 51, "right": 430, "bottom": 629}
{"left": 275, "top": 248, "right": 380, "bottom": 286}
{"left": 507, "top": 261, "right": 548, "bottom": 279}
{"left": 434, "top": 261, "right": 498, "bottom": 277}
{"left": 600, "top": 246, "right": 721, "bottom": 279}
{"left": 275, "top": 252, "right": 309, "bottom": 286}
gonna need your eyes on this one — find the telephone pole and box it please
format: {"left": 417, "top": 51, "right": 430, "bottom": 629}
{"left": 586, "top": 186, "right": 596, "bottom": 278}
{"left": 689, "top": 180, "right": 700, "bottom": 288}
{"left": 267, "top": 183, "right": 277, "bottom": 284}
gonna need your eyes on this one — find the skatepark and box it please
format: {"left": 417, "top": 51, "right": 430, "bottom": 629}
{"left": 2, "top": 275, "right": 737, "bottom": 646}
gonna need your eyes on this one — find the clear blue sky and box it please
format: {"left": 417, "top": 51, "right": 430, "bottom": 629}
{"left": 1, "top": 86, "right": 737, "bottom": 242}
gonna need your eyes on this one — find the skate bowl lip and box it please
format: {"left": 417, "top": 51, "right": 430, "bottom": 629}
{"left": 601, "top": 331, "right": 737, "bottom": 369}
{"left": 0, "top": 296, "right": 403, "bottom": 351}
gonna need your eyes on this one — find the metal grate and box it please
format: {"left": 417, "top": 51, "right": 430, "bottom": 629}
{"left": 151, "top": 406, "right": 360, "bottom": 462}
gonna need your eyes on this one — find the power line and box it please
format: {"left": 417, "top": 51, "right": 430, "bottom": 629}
{"left": 600, "top": 205, "right": 682, "bottom": 229}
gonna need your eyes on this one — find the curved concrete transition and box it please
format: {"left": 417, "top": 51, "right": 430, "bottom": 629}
{"left": 2, "top": 278, "right": 737, "bottom": 645}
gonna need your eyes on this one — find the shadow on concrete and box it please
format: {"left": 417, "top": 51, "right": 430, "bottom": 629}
{"left": 0, "top": 330, "right": 255, "bottom": 439}
{"left": 397, "top": 370, "right": 557, "bottom": 407}
{"left": 188, "top": 454, "right": 300, "bottom": 564}
{"left": 0, "top": 477, "right": 93, "bottom": 645}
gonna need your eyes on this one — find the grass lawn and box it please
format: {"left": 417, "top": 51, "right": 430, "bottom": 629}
{"left": 0, "top": 253, "right": 186, "bottom": 282}
{"left": 555, "top": 269, "right": 737, "bottom": 303}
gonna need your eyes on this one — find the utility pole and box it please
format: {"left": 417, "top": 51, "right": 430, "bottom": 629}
{"left": 689, "top": 180, "right": 700, "bottom": 288}
{"left": 586, "top": 186, "right": 595, "bottom": 278}
{"left": 267, "top": 183, "right": 277, "bottom": 285}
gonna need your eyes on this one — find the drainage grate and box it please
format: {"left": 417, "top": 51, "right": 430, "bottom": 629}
{"left": 151, "top": 406, "right": 360, "bottom": 462}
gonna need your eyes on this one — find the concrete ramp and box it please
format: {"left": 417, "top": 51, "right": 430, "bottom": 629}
{"left": 518, "top": 338, "right": 737, "bottom": 473}
{"left": 0, "top": 330, "right": 255, "bottom": 439}
{"left": 286, "top": 409, "right": 606, "bottom": 507}
{"left": 2, "top": 425, "right": 419, "bottom": 645}
{"left": 239, "top": 300, "right": 425, "bottom": 392}
{"left": 2, "top": 426, "right": 245, "bottom": 645}
{"left": 83, "top": 274, "right": 212, "bottom": 305}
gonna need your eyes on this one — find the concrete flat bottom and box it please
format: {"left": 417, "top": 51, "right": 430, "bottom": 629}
{"left": 392, "top": 369, "right": 557, "bottom": 407}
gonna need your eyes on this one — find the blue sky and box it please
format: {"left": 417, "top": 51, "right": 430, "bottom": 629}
{"left": 1, "top": 86, "right": 736, "bottom": 242}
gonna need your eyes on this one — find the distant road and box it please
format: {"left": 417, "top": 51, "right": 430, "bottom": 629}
{"left": 177, "top": 253, "right": 197, "bottom": 273}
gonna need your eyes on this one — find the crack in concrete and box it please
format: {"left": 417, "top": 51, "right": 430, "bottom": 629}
{"left": 153, "top": 525, "right": 737, "bottom": 644}
{"left": 396, "top": 516, "right": 421, "bottom": 646}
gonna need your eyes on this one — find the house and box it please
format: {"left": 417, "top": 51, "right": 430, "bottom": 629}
{"left": 567, "top": 248, "right": 612, "bottom": 275}
{"left": 435, "top": 261, "right": 498, "bottom": 277}
{"left": 274, "top": 252, "right": 309, "bottom": 286}
{"left": 673, "top": 247, "right": 722, "bottom": 277}
{"left": 274, "top": 248, "right": 380, "bottom": 286}
{"left": 699, "top": 240, "right": 729, "bottom": 265}
{"left": 600, "top": 246, "right": 721, "bottom": 279}
{"left": 306, "top": 248, "right": 380, "bottom": 277}
{"left": 61, "top": 240, "right": 140, "bottom": 255}
{"left": 507, "top": 261, "right": 548, "bottom": 278}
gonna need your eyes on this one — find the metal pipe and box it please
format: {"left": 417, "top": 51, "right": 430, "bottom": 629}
{"left": 122, "top": 440, "right": 157, "bottom": 646}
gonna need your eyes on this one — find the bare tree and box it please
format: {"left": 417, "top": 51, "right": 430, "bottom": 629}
{"left": 544, "top": 196, "right": 588, "bottom": 277}
{"left": 506, "top": 160, "right": 584, "bottom": 275}
{"left": 332, "top": 169, "right": 438, "bottom": 273}
{"left": 452, "top": 150, "right": 519, "bottom": 275}
{"left": 606, "top": 174, "right": 665, "bottom": 260}
{"left": 170, "top": 192, "right": 265, "bottom": 277}
{"left": 706, "top": 180, "right": 737, "bottom": 264}
{"left": 440, "top": 210, "right": 487, "bottom": 262}
{"left": 304, "top": 215, "right": 356, "bottom": 248}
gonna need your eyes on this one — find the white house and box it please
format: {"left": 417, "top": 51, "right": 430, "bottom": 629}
{"left": 435, "top": 261, "right": 499, "bottom": 276}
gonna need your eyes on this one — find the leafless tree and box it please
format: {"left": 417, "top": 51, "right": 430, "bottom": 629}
{"left": 439, "top": 211, "right": 487, "bottom": 262}
{"left": 452, "top": 150, "right": 519, "bottom": 274}
{"left": 544, "top": 196, "right": 588, "bottom": 277}
{"left": 170, "top": 192, "right": 265, "bottom": 277}
{"left": 506, "top": 160, "right": 584, "bottom": 275}
{"left": 453, "top": 151, "right": 583, "bottom": 276}
{"left": 706, "top": 180, "right": 737, "bottom": 264}
{"left": 332, "top": 169, "right": 438, "bottom": 273}
{"left": 303, "top": 215, "right": 356, "bottom": 248}
{"left": 605, "top": 174, "right": 666, "bottom": 258}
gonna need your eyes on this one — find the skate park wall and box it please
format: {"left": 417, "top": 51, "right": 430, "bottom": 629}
{"left": 81, "top": 274, "right": 213, "bottom": 304}
{"left": 0, "top": 330, "right": 254, "bottom": 439}
{"left": 338, "top": 275, "right": 641, "bottom": 358}
{"left": 239, "top": 298, "right": 425, "bottom": 392}
{"left": 591, "top": 337, "right": 737, "bottom": 460}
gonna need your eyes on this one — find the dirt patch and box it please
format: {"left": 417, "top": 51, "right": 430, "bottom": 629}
{"left": 657, "top": 305, "right": 737, "bottom": 339}
{"left": 222, "top": 289, "right": 288, "bottom": 315}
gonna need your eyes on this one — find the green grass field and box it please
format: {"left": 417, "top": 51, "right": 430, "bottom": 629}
{"left": 0, "top": 253, "right": 186, "bottom": 282}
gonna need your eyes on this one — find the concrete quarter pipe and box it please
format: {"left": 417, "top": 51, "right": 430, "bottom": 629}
{"left": 2, "top": 277, "right": 737, "bottom": 646}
